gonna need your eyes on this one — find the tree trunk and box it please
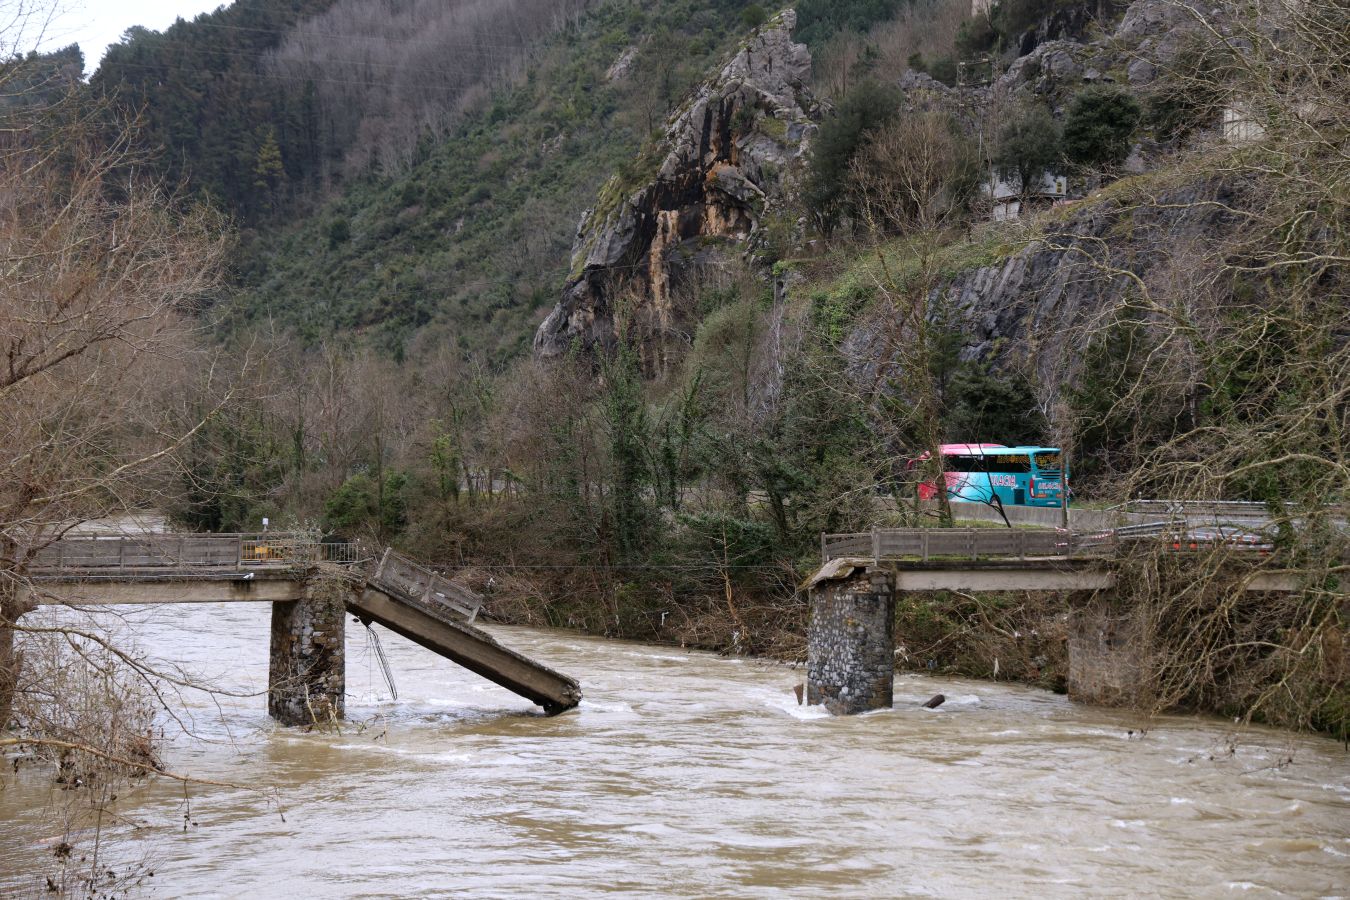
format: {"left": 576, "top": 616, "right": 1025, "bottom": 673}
{"left": 0, "top": 579, "right": 32, "bottom": 732}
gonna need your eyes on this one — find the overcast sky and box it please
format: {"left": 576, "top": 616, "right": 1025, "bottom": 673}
{"left": 36, "top": 0, "right": 228, "bottom": 74}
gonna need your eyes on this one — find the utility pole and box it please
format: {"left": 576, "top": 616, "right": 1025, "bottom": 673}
{"left": 1060, "top": 449, "right": 1070, "bottom": 530}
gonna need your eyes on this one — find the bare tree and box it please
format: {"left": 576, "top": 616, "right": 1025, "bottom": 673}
{"left": 1, "top": 21, "right": 234, "bottom": 866}
{"left": 1037, "top": 0, "right": 1348, "bottom": 731}
{"left": 843, "top": 113, "right": 983, "bottom": 526}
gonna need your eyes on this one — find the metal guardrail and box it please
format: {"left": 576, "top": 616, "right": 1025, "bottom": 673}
{"left": 1110, "top": 500, "right": 1277, "bottom": 518}
{"left": 820, "top": 524, "right": 1274, "bottom": 564}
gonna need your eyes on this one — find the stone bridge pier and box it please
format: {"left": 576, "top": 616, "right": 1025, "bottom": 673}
{"left": 267, "top": 574, "right": 347, "bottom": 726}
{"left": 805, "top": 567, "right": 895, "bottom": 715}
{"left": 804, "top": 561, "right": 1165, "bottom": 716}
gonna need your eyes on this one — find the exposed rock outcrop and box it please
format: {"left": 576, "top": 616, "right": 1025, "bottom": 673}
{"left": 534, "top": 10, "right": 819, "bottom": 367}
{"left": 1008, "top": 0, "right": 1118, "bottom": 56}
{"left": 991, "top": 0, "right": 1205, "bottom": 100}
{"left": 842, "top": 176, "right": 1247, "bottom": 397}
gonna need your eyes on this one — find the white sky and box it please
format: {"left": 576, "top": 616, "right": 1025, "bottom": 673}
{"left": 33, "top": 0, "right": 229, "bottom": 74}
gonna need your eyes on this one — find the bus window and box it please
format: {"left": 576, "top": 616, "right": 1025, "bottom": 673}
{"left": 946, "top": 455, "right": 986, "bottom": 472}
{"left": 1033, "top": 452, "right": 1063, "bottom": 474}
{"left": 984, "top": 454, "right": 1031, "bottom": 473}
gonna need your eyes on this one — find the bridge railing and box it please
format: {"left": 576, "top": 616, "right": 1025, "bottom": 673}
{"left": 819, "top": 523, "right": 1273, "bottom": 564}
{"left": 823, "top": 528, "right": 1076, "bottom": 563}
{"left": 28, "top": 533, "right": 365, "bottom": 573}
{"left": 370, "top": 549, "right": 482, "bottom": 623}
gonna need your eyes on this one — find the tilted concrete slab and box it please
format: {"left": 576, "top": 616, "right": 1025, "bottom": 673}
{"left": 20, "top": 574, "right": 305, "bottom": 606}
{"left": 349, "top": 587, "right": 582, "bottom": 715}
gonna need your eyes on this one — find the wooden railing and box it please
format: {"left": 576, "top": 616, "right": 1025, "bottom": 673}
{"left": 370, "top": 548, "right": 482, "bottom": 623}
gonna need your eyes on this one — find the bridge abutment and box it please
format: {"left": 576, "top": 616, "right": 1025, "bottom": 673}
{"left": 806, "top": 567, "right": 895, "bottom": 715}
{"left": 268, "top": 575, "right": 346, "bottom": 726}
{"left": 1067, "top": 596, "right": 1150, "bottom": 708}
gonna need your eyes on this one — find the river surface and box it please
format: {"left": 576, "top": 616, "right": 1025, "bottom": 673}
{"left": 1, "top": 602, "right": 1347, "bottom": 898}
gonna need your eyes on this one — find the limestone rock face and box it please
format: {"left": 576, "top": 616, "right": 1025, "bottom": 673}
{"left": 988, "top": 0, "right": 1207, "bottom": 101}
{"left": 534, "top": 10, "right": 819, "bottom": 366}
{"left": 1112, "top": 0, "right": 1205, "bottom": 82}
{"left": 842, "top": 178, "right": 1244, "bottom": 400}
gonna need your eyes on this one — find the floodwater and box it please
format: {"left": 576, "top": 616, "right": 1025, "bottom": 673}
{"left": 1, "top": 603, "right": 1347, "bottom": 898}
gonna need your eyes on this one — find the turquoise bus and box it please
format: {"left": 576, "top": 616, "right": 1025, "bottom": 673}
{"left": 915, "top": 444, "right": 1068, "bottom": 508}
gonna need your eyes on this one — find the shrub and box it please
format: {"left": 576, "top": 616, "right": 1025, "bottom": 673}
{"left": 1062, "top": 84, "right": 1143, "bottom": 170}
{"left": 740, "top": 4, "right": 768, "bottom": 30}
{"left": 327, "top": 217, "right": 350, "bottom": 249}
{"left": 994, "top": 103, "right": 1061, "bottom": 194}
{"left": 955, "top": 15, "right": 999, "bottom": 56}
{"left": 927, "top": 56, "right": 958, "bottom": 86}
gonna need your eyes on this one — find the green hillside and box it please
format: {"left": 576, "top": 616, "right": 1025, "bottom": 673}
{"left": 218, "top": 0, "right": 771, "bottom": 361}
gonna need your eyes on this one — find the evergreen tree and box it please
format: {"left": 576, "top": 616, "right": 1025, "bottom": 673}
{"left": 1062, "top": 85, "right": 1143, "bottom": 170}
{"left": 253, "top": 126, "right": 286, "bottom": 213}
{"left": 804, "top": 80, "right": 902, "bottom": 233}
{"left": 995, "top": 103, "right": 1061, "bottom": 195}
{"left": 601, "top": 346, "right": 654, "bottom": 560}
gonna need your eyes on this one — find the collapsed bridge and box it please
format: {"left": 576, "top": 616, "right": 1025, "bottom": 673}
{"left": 16, "top": 534, "right": 581, "bottom": 724}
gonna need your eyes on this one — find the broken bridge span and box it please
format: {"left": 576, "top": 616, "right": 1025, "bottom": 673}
{"left": 15, "top": 533, "right": 581, "bottom": 724}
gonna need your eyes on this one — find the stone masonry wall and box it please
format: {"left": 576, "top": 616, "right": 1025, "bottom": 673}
{"left": 807, "top": 568, "right": 895, "bottom": 715}
{"left": 267, "top": 574, "right": 347, "bottom": 726}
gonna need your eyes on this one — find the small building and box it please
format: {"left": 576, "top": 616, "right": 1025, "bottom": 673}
{"left": 986, "top": 171, "right": 1068, "bottom": 222}
{"left": 1222, "top": 104, "right": 1266, "bottom": 143}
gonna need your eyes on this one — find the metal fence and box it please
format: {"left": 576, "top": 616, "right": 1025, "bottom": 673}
{"left": 823, "top": 528, "right": 1074, "bottom": 563}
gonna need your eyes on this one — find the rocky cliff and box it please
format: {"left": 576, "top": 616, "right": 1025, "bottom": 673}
{"left": 848, "top": 176, "right": 1246, "bottom": 396}
{"left": 533, "top": 10, "right": 819, "bottom": 367}
{"left": 837, "top": 0, "right": 1224, "bottom": 394}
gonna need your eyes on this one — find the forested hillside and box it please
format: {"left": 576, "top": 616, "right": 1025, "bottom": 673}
{"left": 92, "top": 0, "right": 338, "bottom": 220}
{"left": 94, "top": 0, "right": 926, "bottom": 359}
{"left": 223, "top": 0, "right": 764, "bottom": 358}
{"left": 93, "top": 0, "right": 598, "bottom": 221}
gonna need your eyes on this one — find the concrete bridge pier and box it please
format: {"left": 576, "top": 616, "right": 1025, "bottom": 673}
{"left": 806, "top": 567, "right": 895, "bottom": 715}
{"left": 268, "top": 576, "right": 346, "bottom": 726}
{"left": 1067, "top": 594, "right": 1150, "bottom": 708}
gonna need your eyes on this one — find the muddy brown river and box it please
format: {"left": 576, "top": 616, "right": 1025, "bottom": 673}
{"left": 2, "top": 602, "right": 1347, "bottom": 897}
